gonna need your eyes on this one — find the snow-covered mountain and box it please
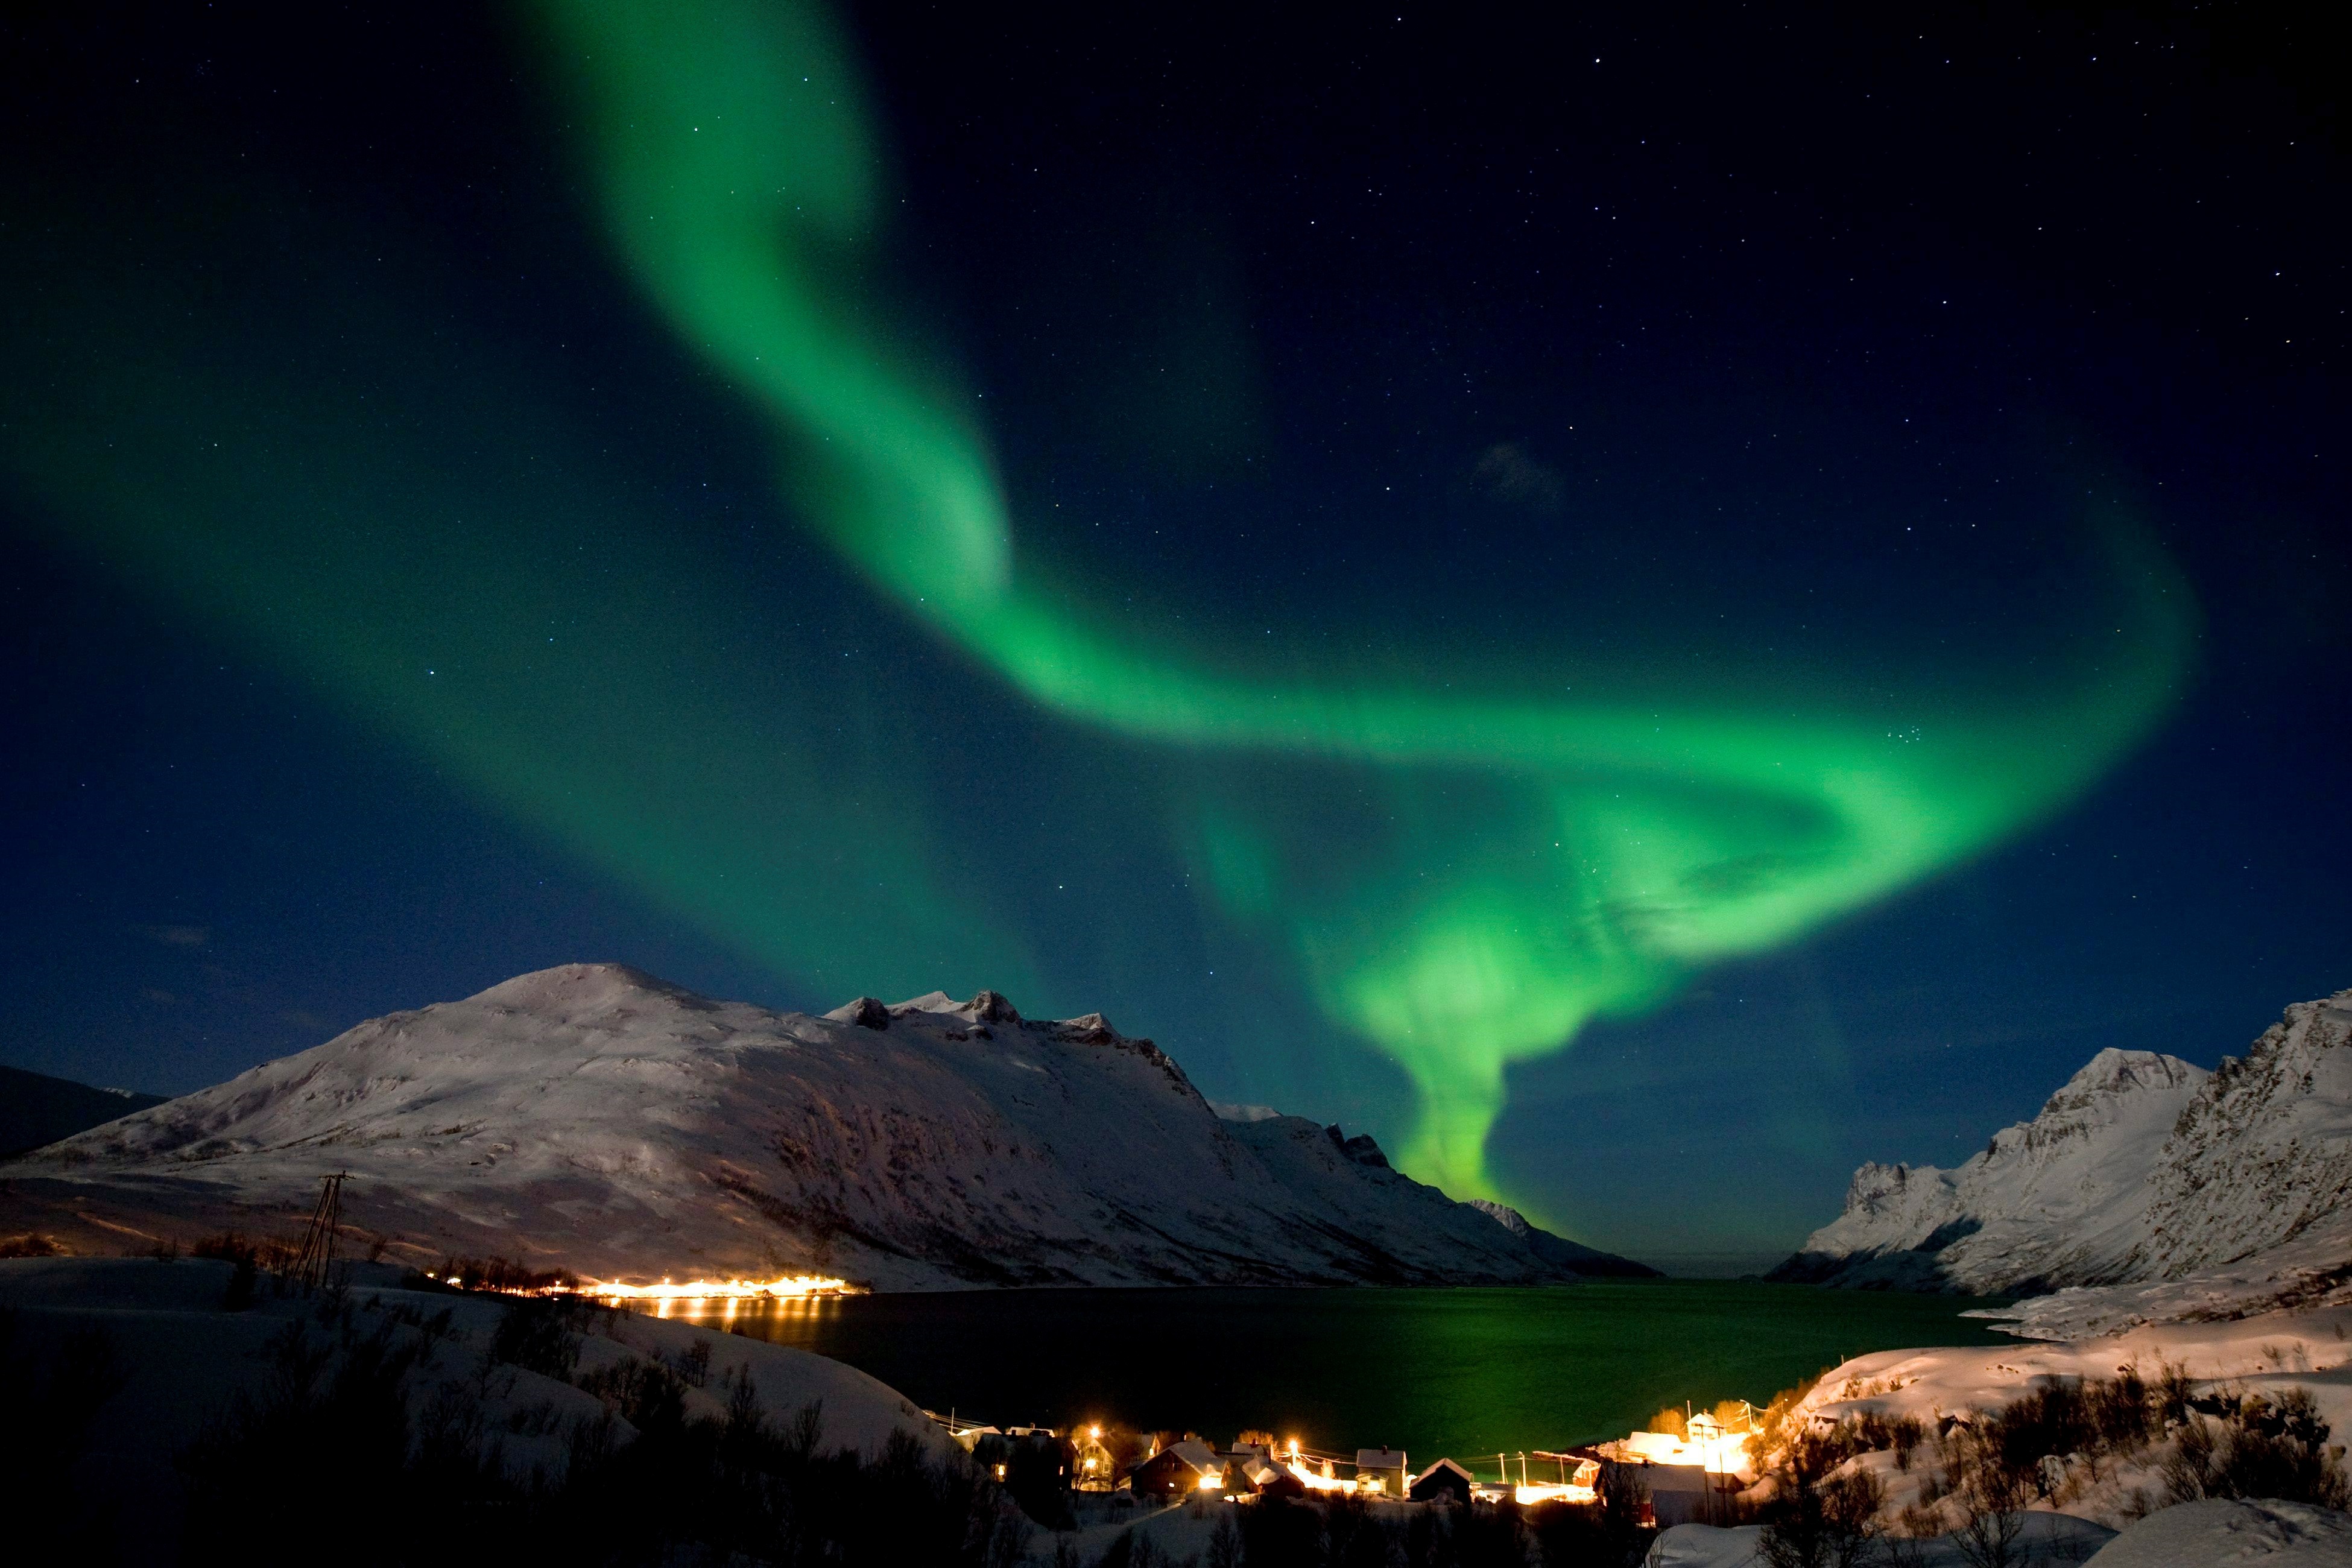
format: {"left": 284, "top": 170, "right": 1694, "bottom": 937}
{"left": 0, "top": 964, "right": 1650, "bottom": 1289}
{"left": 1773, "top": 987, "right": 2352, "bottom": 1318}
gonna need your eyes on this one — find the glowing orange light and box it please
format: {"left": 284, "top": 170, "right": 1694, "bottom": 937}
{"left": 1285, "top": 1460, "right": 1351, "bottom": 1493}
{"left": 574, "top": 1274, "right": 859, "bottom": 1301}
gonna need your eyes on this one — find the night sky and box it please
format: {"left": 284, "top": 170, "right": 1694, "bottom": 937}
{"left": 4, "top": 2, "right": 2345, "bottom": 1272}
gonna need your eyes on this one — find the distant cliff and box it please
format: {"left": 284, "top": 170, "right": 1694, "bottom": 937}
{"left": 1, "top": 963, "right": 1650, "bottom": 1288}
{"left": 0, "top": 1065, "right": 163, "bottom": 1161}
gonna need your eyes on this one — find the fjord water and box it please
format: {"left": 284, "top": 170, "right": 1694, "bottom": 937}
{"left": 671, "top": 1282, "right": 2012, "bottom": 1464}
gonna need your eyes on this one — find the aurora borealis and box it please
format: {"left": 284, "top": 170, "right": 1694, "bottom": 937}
{"left": 4, "top": 0, "right": 2345, "bottom": 1263}
{"left": 521, "top": 0, "right": 2190, "bottom": 1193}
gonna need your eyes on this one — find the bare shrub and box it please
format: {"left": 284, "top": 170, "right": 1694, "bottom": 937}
{"left": 2151, "top": 1357, "right": 2196, "bottom": 1429}
{"left": 2162, "top": 1389, "right": 2350, "bottom": 1510}
{"left": 576, "top": 1354, "right": 689, "bottom": 1435}
{"left": 1759, "top": 1431, "right": 1882, "bottom": 1568}
{"left": 488, "top": 1297, "right": 581, "bottom": 1382}
{"left": 1948, "top": 1456, "right": 2028, "bottom": 1568}
{"left": 668, "top": 1336, "right": 711, "bottom": 1387}
{"left": 1747, "top": 1370, "right": 1832, "bottom": 1468}
{"left": 1855, "top": 1411, "right": 1926, "bottom": 1456}
{"left": 1207, "top": 1505, "right": 1242, "bottom": 1568}
{"left": 2090, "top": 1364, "right": 2155, "bottom": 1450}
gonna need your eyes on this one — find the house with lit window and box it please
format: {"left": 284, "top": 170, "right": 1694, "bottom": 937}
{"left": 1354, "top": 1447, "right": 1408, "bottom": 1495}
{"left": 1131, "top": 1438, "right": 1226, "bottom": 1500}
{"left": 1072, "top": 1426, "right": 1118, "bottom": 1492}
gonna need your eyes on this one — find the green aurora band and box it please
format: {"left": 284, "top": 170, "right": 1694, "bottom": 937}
{"left": 0, "top": 0, "right": 2194, "bottom": 1221}
{"left": 522, "top": 0, "right": 2195, "bottom": 1198}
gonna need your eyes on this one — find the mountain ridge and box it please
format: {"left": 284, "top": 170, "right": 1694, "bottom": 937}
{"left": 0, "top": 963, "right": 1655, "bottom": 1288}
{"left": 1771, "top": 987, "right": 2352, "bottom": 1329}
{"left": 0, "top": 1065, "right": 166, "bottom": 1162}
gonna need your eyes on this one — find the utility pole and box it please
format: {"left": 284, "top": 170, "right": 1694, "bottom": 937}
{"left": 289, "top": 1171, "right": 347, "bottom": 1291}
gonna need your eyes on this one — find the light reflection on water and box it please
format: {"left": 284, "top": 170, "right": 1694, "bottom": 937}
{"left": 631, "top": 1281, "right": 2011, "bottom": 1462}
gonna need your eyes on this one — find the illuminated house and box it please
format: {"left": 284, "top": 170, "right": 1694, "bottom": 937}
{"left": 1354, "top": 1447, "right": 1409, "bottom": 1495}
{"left": 1131, "top": 1439, "right": 1227, "bottom": 1500}
{"left": 1073, "top": 1426, "right": 1117, "bottom": 1492}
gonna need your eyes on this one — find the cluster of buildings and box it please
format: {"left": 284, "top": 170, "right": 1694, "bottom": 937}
{"left": 931, "top": 1407, "right": 1759, "bottom": 1528}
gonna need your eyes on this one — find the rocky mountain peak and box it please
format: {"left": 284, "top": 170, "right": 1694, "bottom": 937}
{"left": 1773, "top": 985, "right": 2352, "bottom": 1312}
{"left": 2041, "top": 1048, "right": 2204, "bottom": 1115}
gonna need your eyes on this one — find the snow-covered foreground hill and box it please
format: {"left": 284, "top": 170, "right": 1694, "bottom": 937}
{"left": 0, "top": 1256, "right": 954, "bottom": 1551}
{"left": 1643, "top": 1307, "right": 2352, "bottom": 1566}
{"left": 0, "top": 964, "right": 1646, "bottom": 1289}
{"left": 1772, "top": 987, "right": 2352, "bottom": 1328}
{"left": 1649, "top": 1502, "right": 2352, "bottom": 1567}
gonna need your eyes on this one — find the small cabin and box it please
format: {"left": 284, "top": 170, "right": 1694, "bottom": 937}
{"left": 1131, "top": 1439, "right": 1226, "bottom": 1500}
{"left": 1408, "top": 1458, "right": 1476, "bottom": 1505}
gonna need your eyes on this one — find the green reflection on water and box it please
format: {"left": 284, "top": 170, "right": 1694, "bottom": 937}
{"left": 655, "top": 1282, "right": 2013, "bottom": 1462}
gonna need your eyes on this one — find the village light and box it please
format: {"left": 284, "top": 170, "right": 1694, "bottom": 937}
{"left": 574, "top": 1274, "right": 859, "bottom": 1301}
{"left": 1284, "top": 1459, "right": 1351, "bottom": 1493}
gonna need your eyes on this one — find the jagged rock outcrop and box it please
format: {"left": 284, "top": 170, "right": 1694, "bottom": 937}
{"left": 1772, "top": 988, "right": 2352, "bottom": 1316}
{"left": 0, "top": 963, "right": 1651, "bottom": 1289}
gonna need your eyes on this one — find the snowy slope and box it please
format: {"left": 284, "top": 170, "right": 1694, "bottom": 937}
{"left": 1774, "top": 988, "right": 2352, "bottom": 1317}
{"left": 0, "top": 964, "right": 1642, "bottom": 1289}
{"left": 0, "top": 1256, "right": 952, "bottom": 1544}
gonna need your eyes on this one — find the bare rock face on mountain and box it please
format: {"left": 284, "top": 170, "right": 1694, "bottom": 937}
{"left": 0, "top": 964, "right": 1648, "bottom": 1289}
{"left": 1772, "top": 988, "right": 2352, "bottom": 1323}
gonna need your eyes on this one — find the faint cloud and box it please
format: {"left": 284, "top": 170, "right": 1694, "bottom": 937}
{"left": 1469, "top": 443, "right": 1566, "bottom": 514}
{"left": 142, "top": 987, "right": 180, "bottom": 1005}
{"left": 139, "top": 924, "right": 210, "bottom": 947}
{"left": 279, "top": 1008, "right": 331, "bottom": 1032}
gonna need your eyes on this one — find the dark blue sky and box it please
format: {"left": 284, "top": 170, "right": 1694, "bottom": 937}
{"left": 2, "top": 1, "right": 2345, "bottom": 1270}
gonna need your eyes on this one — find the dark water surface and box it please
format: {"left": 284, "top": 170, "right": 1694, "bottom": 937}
{"left": 656, "top": 1282, "right": 2012, "bottom": 1464}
